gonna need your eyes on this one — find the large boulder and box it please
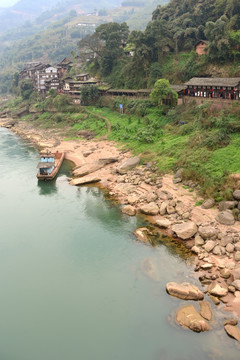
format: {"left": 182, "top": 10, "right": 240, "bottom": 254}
{"left": 166, "top": 282, "right": 204, "bottom": 300}
{"left": 155, "top": 219, "right": 171, "bottom": 228}
{"left": 198, "top": 226, "right": 218, "bottom": 240}
{"left": 172, "top": 221, "right": 197, "bottom": 240}
{"left": 140, "top": 202, "right": 159, "bottom": 216}
{"left": 172, "top": 221, "right": 198, "bottom": 240}
{"left": 70, "top": 176, "right": 101, "bottom": 186}
{"left": 122, "top": 205, "right": 136, "bottom": 216}
{"left": 117, "top": 157, "right": 140, "bottom": 174}
{"left": 224, "top": 324, "right": 240, "bottom": 342}
{"left": 216, "top": 211, "right": 235, "bottom": 226}
{"left": 208, "top": 281, "right": 228, "bottom": 297}
{"left": 176, "top": 305, "right": 210, "bottom": 333}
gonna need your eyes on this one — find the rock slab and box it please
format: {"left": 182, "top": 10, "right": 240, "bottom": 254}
{"left": 166, "top": 282, "right": 204, "bottom": 300}
{"left": 224, "top": 324, "right": 240, "bottom": 342}
{"left": 70, "top": 176, "right": 101, "bottom": 186}
{"left": 176, "top": 305, "right": 210, "bottom": 332}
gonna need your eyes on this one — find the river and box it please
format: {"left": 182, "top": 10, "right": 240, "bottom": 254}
{"left": 0, "top": 127, "right": 239, "bottom": 360}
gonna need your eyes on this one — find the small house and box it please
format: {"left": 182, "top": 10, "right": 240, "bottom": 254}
{"left": 195, "top": 40, "right": 208, "bottom": 56}
{"left": 76, "top": 73, "right": 90, "bottom": 81}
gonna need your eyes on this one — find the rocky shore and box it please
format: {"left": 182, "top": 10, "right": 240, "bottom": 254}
{"left": 1, "top": 117, "right": 240, "bottom": 342}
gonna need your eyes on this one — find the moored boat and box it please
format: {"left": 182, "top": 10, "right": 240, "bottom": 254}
{"left": 37, "top": 151, "right": 64, "bottom": 181}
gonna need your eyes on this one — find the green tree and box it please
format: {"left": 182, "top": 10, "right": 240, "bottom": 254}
{"left": 229, "top": 30, "right": 240, "bottom": 62}
{"left": 81, "top": 86, "right": 99, "bottom": 105}
{"left": 205, "top": 15, "right": 230, "bottom": 61}
{"left": 150, "top": 79, "right": 178, "bottom": 108}
{"left": 19, "top": 79, "right": 33, "bottom": 100}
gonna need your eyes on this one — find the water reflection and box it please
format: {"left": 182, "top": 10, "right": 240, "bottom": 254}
{"left": 37, "top": 180, "right": 58, "bottom": 196}
{"left": 37, "top": 159, "right": 74, "bottom": 196}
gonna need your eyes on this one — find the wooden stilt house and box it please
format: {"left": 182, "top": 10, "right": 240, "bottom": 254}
{"left": 185, "top": 78, "right": 240, "bottom": 100}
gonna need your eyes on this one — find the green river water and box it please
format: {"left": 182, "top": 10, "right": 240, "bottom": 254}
{"left": 0, "top": 127, "right": 239, "bottom": 360}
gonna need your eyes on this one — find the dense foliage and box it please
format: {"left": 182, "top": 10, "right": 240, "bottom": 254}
{"left": 82, "top": 0, "right": 240, "bottom": 89}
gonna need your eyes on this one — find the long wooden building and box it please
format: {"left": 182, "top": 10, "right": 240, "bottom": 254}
{"left": 185, "top": 78, "right": 240, "bottom": 100}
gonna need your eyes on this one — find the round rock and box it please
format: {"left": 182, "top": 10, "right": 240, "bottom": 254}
{"left": 233, "top": 190, "right": 240, "bottom": 201}
{"left": 216, "top": 211, "right": 235, "bottom": 226}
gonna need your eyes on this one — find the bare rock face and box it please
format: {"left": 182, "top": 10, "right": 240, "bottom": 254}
{"left": 224, "top": 324, "right": 240, "bottom": 342}
{"left": 70, "top": 176, "right": 101, "bottom": 186}
{"left": 155, "top": 219, "right": 171, "bottom": 228}
{"left": 122, "top": 205, "right": 136, "bottom": 216}
{"left": 198, "top": 226, "right": 218, "bottom": 240}
{"left": 208, "top": 281, "right": 228, "bottom": 297}
{"left": 117, "top": 157, "right": 140, "bottom": 174}
{"left": 140, "top": 202, "right": 159, "bottom": 216}
{"left": 199, "top": 301, "right": 212, "bottom": 321}
{"left": 166, "top": 282, "right": 204, "bottom": 300}
{"left": 172, "top": 221, "right": 198, "bottom": 240}
{"left": 216, "top": 210, "right": 235, "bottom": 226}
{"left": 176, "top": 305, "right": 210, "bottom": 333}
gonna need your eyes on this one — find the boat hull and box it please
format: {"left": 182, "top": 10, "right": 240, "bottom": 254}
{"left": 37, "top": 152, "right": 64, "bottom": 181}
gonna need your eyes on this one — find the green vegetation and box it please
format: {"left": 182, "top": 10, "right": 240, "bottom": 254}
{"left": 150, "top": 79, "right": 178, "bottom": 108}
{"left": 61, "top": 98, "right": 240, "bottom": 198}
{"left": 81, "top": 0, "right": 240, "bottom": 89}
{"left": 2, "top": 87, "right": 240, "bottom": 200}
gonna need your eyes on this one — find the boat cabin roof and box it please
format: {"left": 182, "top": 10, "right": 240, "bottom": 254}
{"left": 37, "top": 162, "right": 54, "bottom": 169}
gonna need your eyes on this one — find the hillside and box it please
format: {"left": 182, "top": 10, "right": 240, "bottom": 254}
{"left": 82, "top": 0, "right": 240, "bottom": 88}
{"left": 0, "top": 0, "right": 121, "bottom": 34}
{"left": 0, "top": 0, "right": 165, "bottom": 93}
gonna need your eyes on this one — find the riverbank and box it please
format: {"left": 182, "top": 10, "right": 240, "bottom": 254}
{"left": 1, "top": 117, "right": 240, "bottom": 340}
